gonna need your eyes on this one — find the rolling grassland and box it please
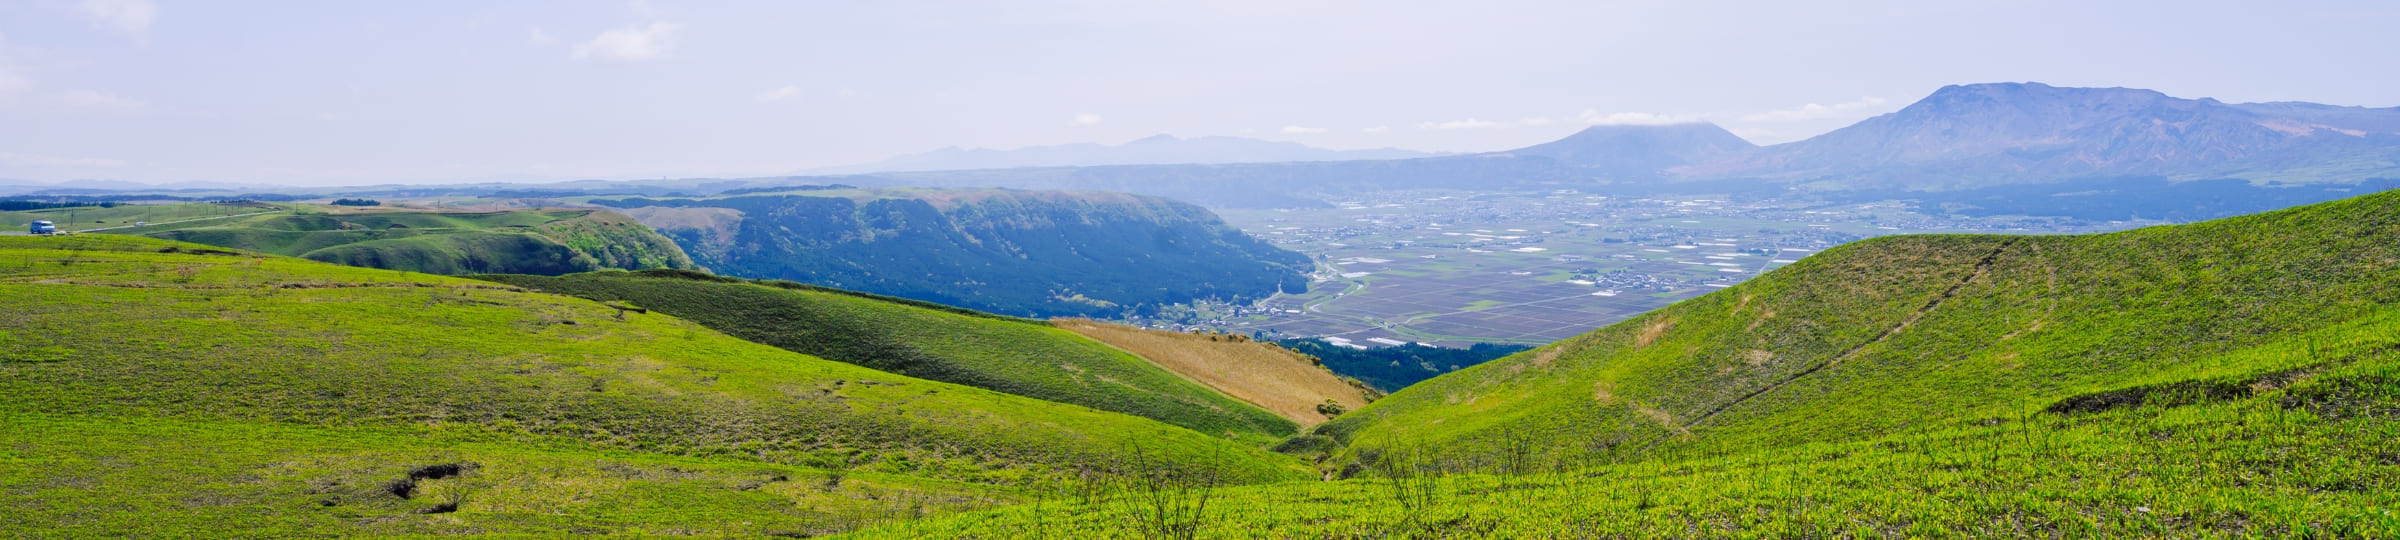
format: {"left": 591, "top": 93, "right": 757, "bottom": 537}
{"left": 0, "top": 235, "right": 1308, "bottom": 536}
{"left": 136, "top": 205, "right": 695, "bottom": 275}
{"left": 865, "top": 190, "right": 2400, "bottom": 538}
{"left": 482, "top": 271, "right": 1300, "bottom": 443}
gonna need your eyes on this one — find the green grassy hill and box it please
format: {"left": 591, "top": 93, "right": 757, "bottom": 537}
{"left": 138, "top": 206, "right": 696, "bottom": 275}
{"left": 478, "top": 271, "right": 1298, "bottom": 443}
{"left": 9, "top": 191, "right": 2397, "bottom": 538}
{"left": 1316, "top": 189, "right": 2399, "bottom": 463}
{"left": 860, "top": 189, "right": 2400, "bottom": 538}
{"left": 0, "top": 235, "right": 1307, "bottom": 536}
{"left": 872, "top": 320, "right": 2399, "bottom": 536}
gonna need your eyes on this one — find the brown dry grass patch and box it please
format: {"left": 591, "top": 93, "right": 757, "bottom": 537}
{"left": 1053, "top": 319, "right": 1370, "bottom": 427}
{"left": 1633, "top": 317, "right": 1674, "bottom": 348}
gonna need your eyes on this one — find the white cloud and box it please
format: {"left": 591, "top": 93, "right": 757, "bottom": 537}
{"left": 0, "top": 151, "right": 127, "bottom": 168}
{"left": 1739, "top": 97, "right": 1889, "bottom": 123}
{"left": 57, "top": 89, "right": 147, "bottom": 114}
{"left": 1360, "top": 125, "right": 1390, "bottom": 133}
{"left": 79, "top": 0, "right": 157, "bottom": 35}
{"left": 1071, "top": 113, "right": 1104, "bottom": 126}
{"left": 1518, "top": 117, "right": 1556, "bottom": 126}
{"left": 755, "top": 85, "right": 803, "bottom": 103}
{"left": 528, "top": 27, "right": 557, "bottom": 46}
{"left": 1578, "top": 109, "right": 1702, "bottom": 126}
{"left": 1281, "top": 125, "right": 1327, "bottom": 134}
{"left": 573, "top": 22, "right": 683, "bottom": 62}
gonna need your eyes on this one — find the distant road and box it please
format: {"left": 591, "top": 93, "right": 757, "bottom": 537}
{"left": 65, "top": 209, "right": 283, "bottom": 234}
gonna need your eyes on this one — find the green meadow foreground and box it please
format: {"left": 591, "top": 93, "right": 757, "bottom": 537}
{"left": 0, "top": 235, "right": 1302, "bottom": 536}
{"left": 3, "top": 191, "right": 2398, "bottom": 537}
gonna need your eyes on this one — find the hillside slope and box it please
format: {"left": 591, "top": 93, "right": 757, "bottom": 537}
{"left": 478, "top": 271, "right": 1299, "bottom": 442}
{"left": 0, "top": 235, "right": 1307, "bottom": 535}
{"left": 1319, "top": 189, "right": 2400, "bottom": 465}
{"left": 866, "top": 192, "right": 2400, "bottom": 538}
{"left": 879, "top": 313, "right": 2400, "bottom": 536}
{"left": 599, "top": 189, "right": 1311, "bottom": 318}
{"left": 1051, "top": 320, "right": 1373, "bottom": 428}
{"left": 142, "top": 207, "right": 696, "bottom": 275}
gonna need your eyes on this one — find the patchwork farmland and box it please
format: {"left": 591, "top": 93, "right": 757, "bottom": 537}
{"left": 1168, "top": 190, "right": 2151, "bottom": 347}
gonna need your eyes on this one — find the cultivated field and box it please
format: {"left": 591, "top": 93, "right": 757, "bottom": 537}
{"left": 1194, "top": 190, "right": 2146, "bottom": 346}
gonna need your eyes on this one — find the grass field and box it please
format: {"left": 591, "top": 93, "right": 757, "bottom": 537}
{"left": 478, "top": 271, "right": 1300, "bottom": 443}
{"left": 0, "top": 235, "right": 1310, "bottom": 535}
{"left": 6, "top": 190, "right": 2396, "bottom": 537}
{"left": 1052, "top": 319, "right": 1373, "bottom": 428}
{"left": 0, "top": 201, "right": 276, "bottom": 233}
{"left": 0, "top": 413, "right": 1021, "bottom": 537}
{"left": 868, "top": 342, "right": 2398, "bottom": 536}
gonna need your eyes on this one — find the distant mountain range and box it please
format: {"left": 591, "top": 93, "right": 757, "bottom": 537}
{"left": 1687, "top": 82, "right": 2400, "bottom": 189}
{"left": 799, "top": 134, "right": 1440, "bottom": 174}
{"left": 719, "top": 82, "right": 2399, "bottom": 219}
{"left": 18, "top": 82, "right": 2396, "bottom": 221}
{"left": 1486, "top": 122, "right": 1756, "bottom": 174}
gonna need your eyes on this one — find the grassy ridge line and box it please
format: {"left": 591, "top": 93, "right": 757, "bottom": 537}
{"left": 475, "top": 271, "right": 1299, "bottom": 442}
{"left": 861, "top": 308, "right": 2400, "bottom": 537}
{"left": 1317, "top": 189, "right": 2400, "bottom": 465}
{"left": 0, "top": 235, "right": 1311, "bottom": 486}
{"left": 296, "top": 231, "right": 600, "bottom": 275}
{"left": 0, "top": 201, "right": 278, "bottom": 233}
{"left": 577, "top": 268, "right": 1046, "bottom": 324}
{"left": 0, "top": 413, "right": 1017, "bottom": 537}
{"left": 140, "top": 207, "right": 696, "bottom": 276}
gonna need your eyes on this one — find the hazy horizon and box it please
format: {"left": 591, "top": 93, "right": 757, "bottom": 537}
{"left": 3, "top": 0, "right": 2395, "bottom": 186}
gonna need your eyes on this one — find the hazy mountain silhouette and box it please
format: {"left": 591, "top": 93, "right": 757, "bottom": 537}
{"left": 1685, "top": 82, "right": 2400, "bottom": 189}
{"left": 801, "top": 134, "right": 1439, "bottom": 174}
{"left": 1486, "top": 123, "right": 1756, "bottom": 174}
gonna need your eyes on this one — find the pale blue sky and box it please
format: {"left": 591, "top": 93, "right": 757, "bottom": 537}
{"left": 1, "top": 0, "right": 2394, "bottom": 186}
